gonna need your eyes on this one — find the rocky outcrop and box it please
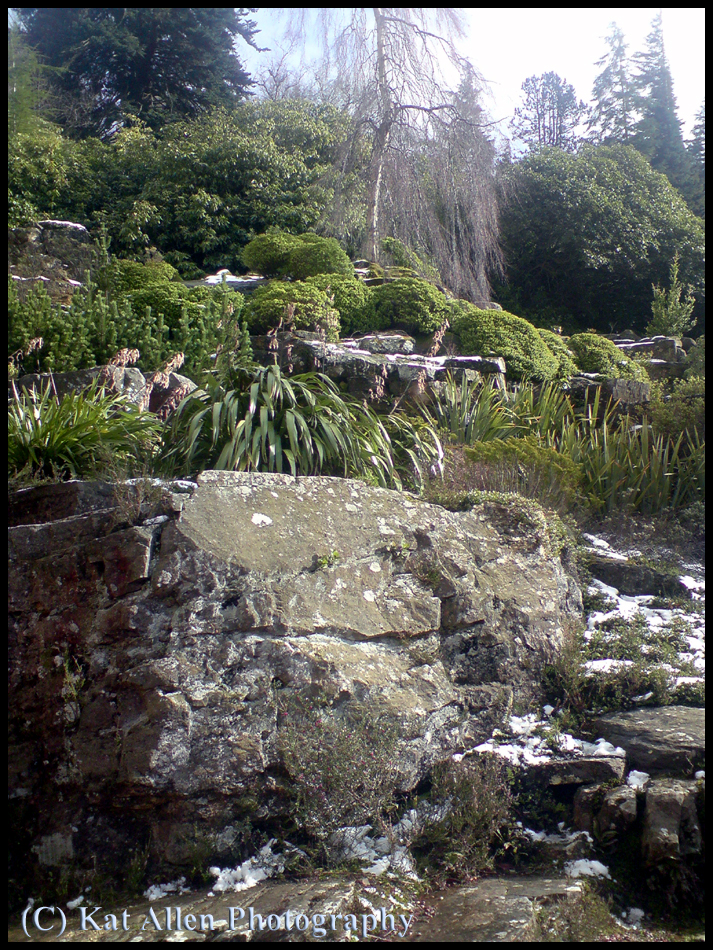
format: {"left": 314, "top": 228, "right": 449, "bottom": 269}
{"left": 8, "top": 220, "right": 93, "bottom": 305}
{"left": 8, "top": 472, "right": 579, "bottom": 886}
{"left": 250, "top": 330, "right": 506, "bottom": 403}
{"left": 10, "top": 365, "right": 197, "bottom": 417}
{"left": 590, "top": 707, "right": 705, "bottom": 775}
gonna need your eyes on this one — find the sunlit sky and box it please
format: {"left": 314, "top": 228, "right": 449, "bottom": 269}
{"left": 239, "top": 8, "right": 705, "bottom": 143}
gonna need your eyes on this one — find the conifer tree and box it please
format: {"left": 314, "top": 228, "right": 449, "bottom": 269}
{"left": 11, "top": 8, "right": 261, "bottom": 138}
{"left": 510, "top": 72, "right": 586, "bottom": 152}
{"left": 630, "top": 13, "right": 695, "bottom": 205}
{"left": 686, "top": 101, "right": 705, "bottom": 218}
{"left": 587, "top": 23, "right": 635, "bottom": 145}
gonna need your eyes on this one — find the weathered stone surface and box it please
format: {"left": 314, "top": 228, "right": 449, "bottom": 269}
{"left": 642, "top": 778, "right": 704, "bottom": 864}
{"left": 590, "top": 707, "right": 705, "bottom": 775}
{"left": 404, "top": 875, "right": 581, "bottom": 942}
{"left": 594, "top": 785, "right": 638, "bottom": 838}
{"left": 568, "top": 375, "right": 651, "bottom": 411}
{"left": 8, "top": 220, "right": 93, "bottom": 306}
{"left": 249, "top": 331, "right": 505, "bottom": 403}
{"left": 581, "top": 552, "right": 687, "bottom": 598}
{"left": 8, "top": 472, "right": 580, "bottom": 887}
{"left": 528, "top": 755, "right": 626, "bottom": 788}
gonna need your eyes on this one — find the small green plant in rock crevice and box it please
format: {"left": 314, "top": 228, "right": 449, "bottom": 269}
{"left": 316, "top": 550, "right": 340, "bottom": 570}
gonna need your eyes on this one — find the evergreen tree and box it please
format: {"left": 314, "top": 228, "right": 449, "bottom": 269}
{"left": 686, "top": 101, "right": 705, "bottom": 218}
{"left": 7, "top": 22, "right": 59, "bottom": 136}
{"left": 11, "top": 8, "right": 261, "bottom": 138}
{"left": 587, "top": 23, "right": 635, "bottom": 145}
{"left": 510, "top": 72, "right": 586, "bottom": 152}
{"left": 630, "top": 13, "right": 696, "bottom": 208}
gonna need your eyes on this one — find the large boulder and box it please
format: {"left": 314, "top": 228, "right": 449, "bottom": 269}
{"left": 8, "top": 472, "right": 580, "bottom": 885}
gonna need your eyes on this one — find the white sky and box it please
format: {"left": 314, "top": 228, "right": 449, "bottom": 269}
{"left": 240, "top": 8, "right": 705, "bottom": 142}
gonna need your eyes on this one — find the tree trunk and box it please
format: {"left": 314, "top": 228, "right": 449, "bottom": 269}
{"left": 362, "top": 8, "right": 393, "bottom": 262}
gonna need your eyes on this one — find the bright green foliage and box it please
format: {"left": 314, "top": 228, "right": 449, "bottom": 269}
{"left": 240, "top": 232, "right": 302, "bottom": 277}
{"left": 242, "top": 281, "right": 340, "bottom": 340}
{"left": 465, "top": 436, "right": 584, "bottom": 511}
{"left": 8, "top": 270, "right": 244, "bottom": 378}
{"left": 305, "top": 274, "right": 378, "bottom": 335}
{"left": 568, "top": 333, "right": 648, "bottom": 380}
{"left": 450, "top": 303, "right": 560, "bottom": 382}
{"left": 498, "top": 144, "right": 705, "bottom": 333}
{"left": 537, "top": 329, "right": 579, "bottom": 380}
{"left": 8, "top": 380, "right": 162, "bottom": 480}
{"left": 8, "top": 127, "right": 70, "bottom": 225}
{"left": 646, "top": 252, "right": 697, "bottom": 337}
{"left": 241, "top": 231, "right": 352, "bottom": 281}
{"left": 100, "top": 259, "right": 182, "bottom": 293}
{"left": 287, "top": 234, "right": 353, "bottom": 280}
{"left": 650, "top": 377, "right": 705, "bottom": 444}
{"left": 371, "top": 277, "right": 449, "bottom": 335}
{"left": 685, "top": 336, "right": 705, "bottom": 379}
{"left": 160, "top": 364, "right": 442, "bottom": 490}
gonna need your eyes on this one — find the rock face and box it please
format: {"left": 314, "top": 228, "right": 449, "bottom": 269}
{"left": 10, "top": 365, "right": 197, "bottom": 417}
{"left": 250, "top": 330, "right": 506, "bottom": 404}
{"left": 8, "top": 472, "right": 580, "bottom": 886}
{"left": 8, "top": 220, "right": 93, "bottom": 306}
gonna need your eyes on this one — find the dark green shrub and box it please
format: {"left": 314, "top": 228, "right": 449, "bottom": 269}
{"left": 568, "top": 333, "right": 648, "bottom": 381}
{"left": 305, "top": 274, "right": 381, "bottom": 335}
{"left": 464, "top": 435, "right": 584, "bottom": 512}
{"left": 240, "top": 231, "right": 302, "bottom": 277}
{"left": 538, "top": 329, "right": 578, "bottom": 380}
{"left": 242, "top": 281, "right": 340, "bottom": 339}
{"left": 371, "top": 277, "right": 449, "bottom": 335}
{"left": 241, "top": 231, "right": 352, "bottom": 281}
{"left": 450, "top": 303, "right": 560, "bottom": 382}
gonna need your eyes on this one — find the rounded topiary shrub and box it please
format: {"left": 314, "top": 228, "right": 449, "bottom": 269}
{"left": 305, "top": 274, "right": 383, "bottom": 336}
{"left": 240, "top": 232, "right": 302, "bottom": 278}
{"left": 371, "top": 277, "right": 450, "bottom": 335}
{"left": 450, "top": 303, "right": 559, "bottom": 382}
{"left": 241, "top": 232, "right": 352, "bottom": 281}
{"left": 568, "top": 333, "right": 649, "bottom": 381}
{"left": 103, "top": 259, "right": 182, "bottom": 294}
{"left": 243, "top": 280, "right": 340, "bottom": 340}
{"left": 287, "top": 234, "right": 353, "bottom": 281}
{"left": 537, "top": 329, "right": 578, "bottom": 381}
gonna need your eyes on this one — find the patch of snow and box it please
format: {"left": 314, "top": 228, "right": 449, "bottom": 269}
{"left": 251, "top": 513, "right": 273, "bottom": 527}
{"left": 627, "top": 770, "right": 650, "bottom": 790}
{"left": 565, "top": 859, "right": 611, "bottom": 879}
{"left": 143, "top": 877, "right": 191, "bottom": 901}
{"left": 208, "top": 841, "right": 285, "bottom": 894}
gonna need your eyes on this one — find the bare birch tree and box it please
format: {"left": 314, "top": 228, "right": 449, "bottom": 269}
{"left": 281, "top": 8, "right": 503, "bottom": 301}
